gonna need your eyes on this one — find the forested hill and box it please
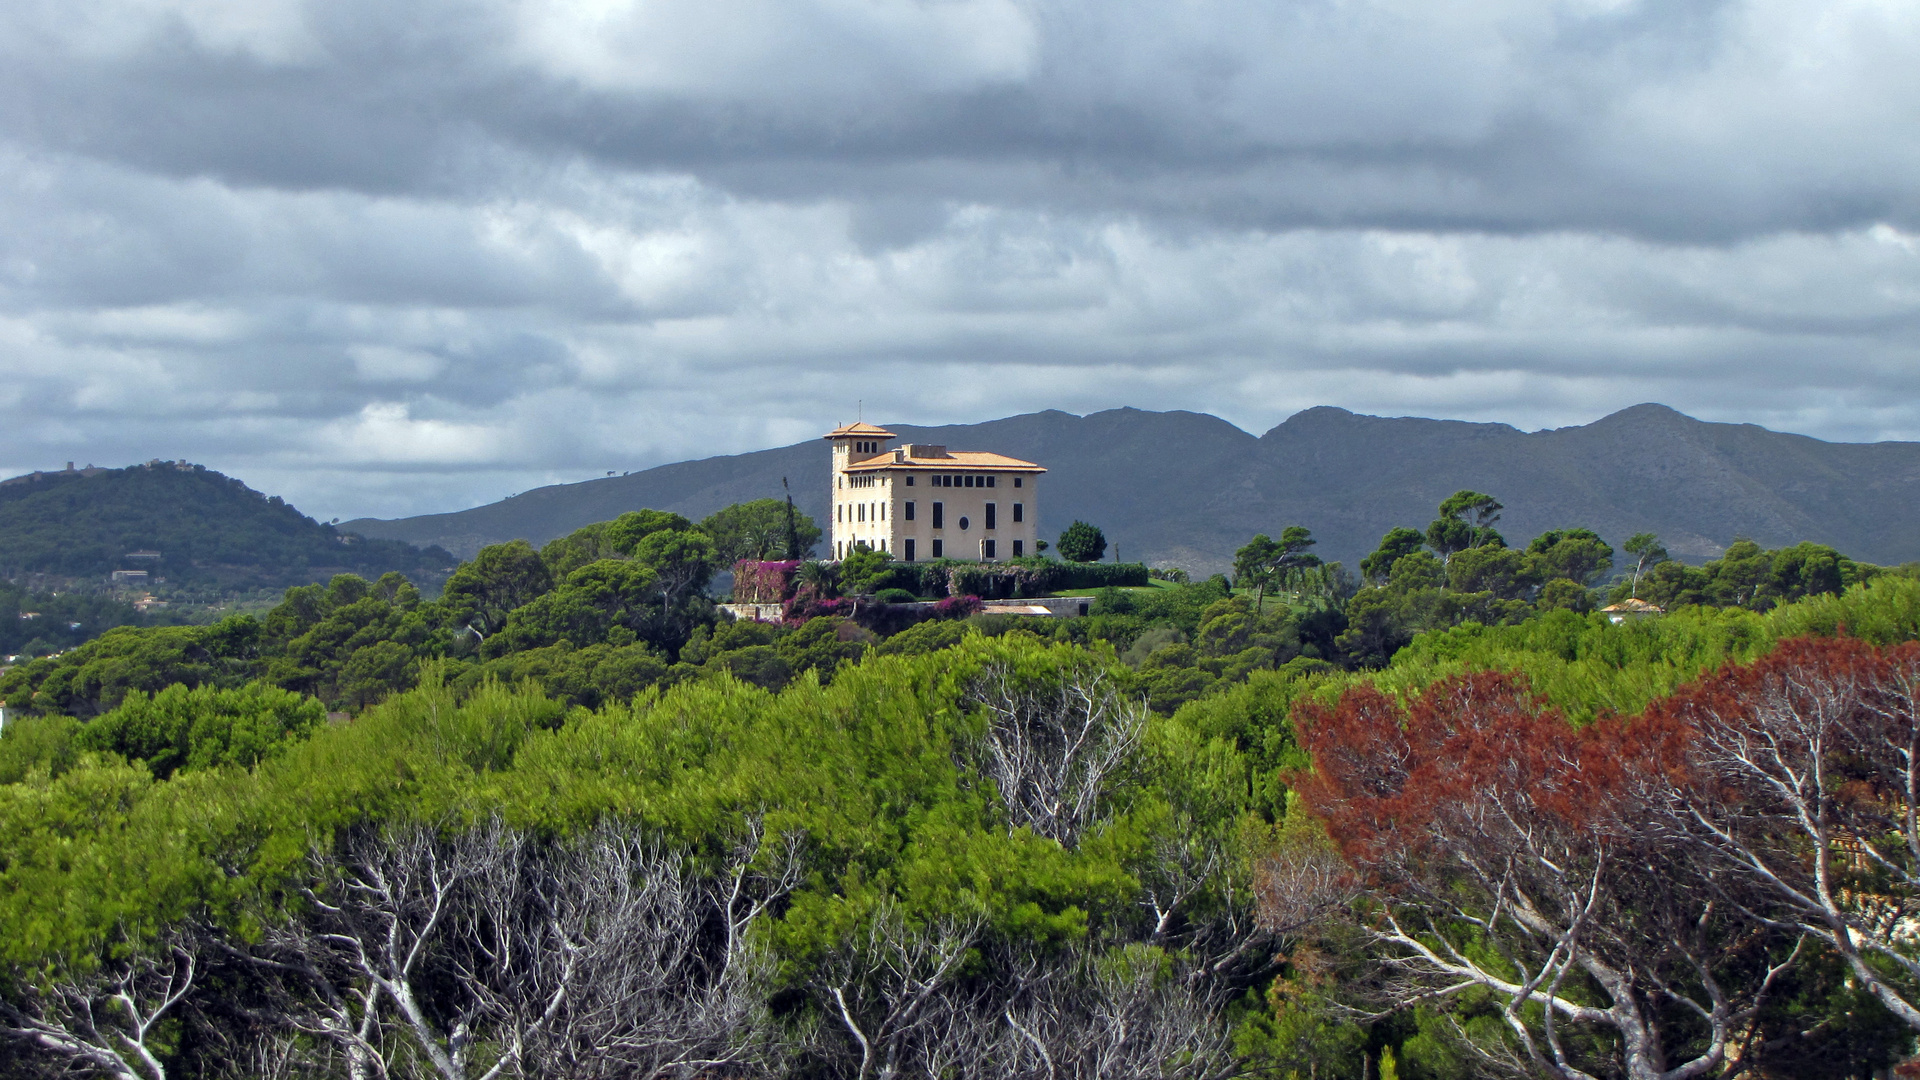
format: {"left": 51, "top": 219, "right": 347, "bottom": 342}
{"left": 347, "top": 404, "right": 1920, "bottom": 572}
{"left": 0, "top": 461, "right": 453, "bottom": 587}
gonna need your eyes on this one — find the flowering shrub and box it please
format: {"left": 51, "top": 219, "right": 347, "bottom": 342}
{"left": 782, "top": 595, "right": 851, "bottom": 624}
{"left": 733, "top": 560, "right": 799, "bottom": 604}
{"left": 932, "top": 595, "right": 984, "bottom": 620}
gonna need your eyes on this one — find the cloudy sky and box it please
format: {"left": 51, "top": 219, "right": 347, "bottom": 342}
{"left": 2, "top": 0, "right": 1917, "bottom": 520}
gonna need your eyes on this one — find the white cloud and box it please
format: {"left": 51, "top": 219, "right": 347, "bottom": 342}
{"left": 514, "top": 0, "right": 1038, "bottom": 99}
{"left": 317, "top": 402, "right": 508, "bottom": 466}
{"left": 0, "top": 0, "right": 1916, "bottom": 521}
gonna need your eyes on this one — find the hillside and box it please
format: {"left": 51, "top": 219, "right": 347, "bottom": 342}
{"left": 346, "top": 404, "right": 1920, "bottom": 573}
{"left": 0, "top": 461, "right": 454, "bottom": 589}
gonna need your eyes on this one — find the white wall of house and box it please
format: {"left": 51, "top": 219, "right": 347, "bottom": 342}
{"left": 826, "top": 428, "right": 1042, "bottom": 562}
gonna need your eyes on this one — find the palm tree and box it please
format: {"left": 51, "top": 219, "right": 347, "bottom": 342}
{"left": 794, "top": 560, "right": 839, "bottom": 600}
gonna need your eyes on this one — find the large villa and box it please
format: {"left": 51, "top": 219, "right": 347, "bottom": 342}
{"left": 825, "top": 422, "right": 1045, "bottom": 563}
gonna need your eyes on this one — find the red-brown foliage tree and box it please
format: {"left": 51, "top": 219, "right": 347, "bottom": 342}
{"left": 1651, "top": 635, "right": 1920, "bottom": 1033}
{"left": 1280, "top": 671, "right": 1794, "bottom": 1080}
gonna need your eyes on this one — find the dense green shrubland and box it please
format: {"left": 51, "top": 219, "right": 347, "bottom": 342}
{"left": 8, "top": 487, "right": 1920, "bottom": 1077}
{"left": 0, "top": 637, "right": 1291, "bottom": 1079}
{"left": 10, "top": 578, "right": 1920, "bottom": 1076}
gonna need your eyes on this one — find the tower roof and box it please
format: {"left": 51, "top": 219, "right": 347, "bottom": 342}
{"left": 823, "top": 421, "right": 898, "bottom": 440}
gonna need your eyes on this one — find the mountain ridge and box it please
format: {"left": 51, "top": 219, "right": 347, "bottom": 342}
{"left": 0, "top": 462, "right": 453, "bottom": 589}
{"left": 346, "top": 405, "right": 1920, "bottom": 573}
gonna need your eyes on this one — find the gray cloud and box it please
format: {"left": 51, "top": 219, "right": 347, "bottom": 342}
{"left": 0, "top": 0, "right": 1917, "bottom": 521}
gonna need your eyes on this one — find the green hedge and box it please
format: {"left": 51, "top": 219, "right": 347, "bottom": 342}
{"left": 861, "top": 559, "right": 1148, "bottom": 598}
{"left": 1046, "top": 562, "right": 1150, "bottom": 590}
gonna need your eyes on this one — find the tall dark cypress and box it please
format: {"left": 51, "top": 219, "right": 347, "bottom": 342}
{"left": 782, "top": 477, "right": 801, "bottom": 561}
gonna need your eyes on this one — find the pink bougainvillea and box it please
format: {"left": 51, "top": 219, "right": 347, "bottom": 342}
{"left": 932, "top": 595, "right": 983, "bottom": 619}
{"left": 733, "top": 560, "right": 799, "bottom": 604}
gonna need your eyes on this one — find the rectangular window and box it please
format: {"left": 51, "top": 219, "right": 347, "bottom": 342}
{"left": 905, "top": 501, "right": 915, "bottom": 521}
{"left": 1012, "top": 502, "right": 1023, "bottom": 523}
{"left": 857, "top": 503, "right": 864, "bottom": 522}
{"left": 906, "top": 476, "right": 914, "bottom": 486}
{"left": 946, "top": 475, "right": 955, "bottom": 487}
{"left": 932, "top": 502, "right": 944, "bottom": 529}
{"left": 1013, "top": 539, "right": 1023, "bottom": 557}
{"left": 964, "top": 475, "right": 974, "bottom": 488}
{"left": 905, "top": 538, "right": 915, "bottom": 562}
{"left": 986, "top": 476, "right": 995, "bottom": 488}
{"left": 984, "top": 539, "right": 996, "bottom": 560}
{"left": 1014, "top": 477, "right": 1023, "bottom": 488}
{"left": 836, "top": 504, "right": 842, "bottom": 522}
{"left": 985, "top": 503, "right": 996, "bottom": 529}
{"left": 932, "top": 539, "right": 943, "bottom": 558}
{"left": 880, "top": 503, "right": 886, "bottom": 520}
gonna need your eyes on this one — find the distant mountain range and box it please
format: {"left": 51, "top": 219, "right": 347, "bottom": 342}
{"left": 345, "top": 404, "right": 1920, "bottom": 574}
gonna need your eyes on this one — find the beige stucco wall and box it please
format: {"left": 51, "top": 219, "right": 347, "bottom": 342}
{"left": 828, "top": 440, "right": 1039, "bottom": 562}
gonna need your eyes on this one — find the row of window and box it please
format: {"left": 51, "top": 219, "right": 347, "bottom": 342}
{"left": 892, "top": 538, "right": 1023, "bottom": 562}
{"left": 903, "top": 501, "right": 1022, "bottom": 528}
{"left": 841, "top": 473, "right": 1030, "bottom": 489}
{"left": 832, "top": 538, "right": 1028, "bottom": 562}
{"left": 852, "top": 441, "right": 882, "bottom": 454}
{"left": 838, "top": 502, "right": 888, "bottom": 523}
{"left": 903, "top": 474, "right": 1022, "bottom": 488}
{"left": 840, "top": 501, "right": 1028, "bottom": 527}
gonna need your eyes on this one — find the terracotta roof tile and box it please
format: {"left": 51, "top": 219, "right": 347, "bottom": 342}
{"left": 1600, "top": 599, "right": 1665, "bottom": 613}
{"left": 845, "top": 450, "right": 1044, "bottom": 472}
{"left": 823, "top": 422, "right": 898, "bottom": 439}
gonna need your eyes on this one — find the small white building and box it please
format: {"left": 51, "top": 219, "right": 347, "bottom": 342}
{"left": 825, "top": 422, "right": 1045, "bottom": 563}
{"left": 1601, "top": 598, "right": 1664, "bottom": 624}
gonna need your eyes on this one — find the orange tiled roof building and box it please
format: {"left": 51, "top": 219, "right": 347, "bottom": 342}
{"left": 824, "top": 422, "right": 1045, "bottom": 563}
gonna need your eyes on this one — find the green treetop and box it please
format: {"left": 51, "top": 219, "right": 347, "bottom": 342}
{"left": 1057, "top": 521, "right": 1108, "bottom": 563}
{"left": 700, "top": 498, "right": 821, "bottom": 564}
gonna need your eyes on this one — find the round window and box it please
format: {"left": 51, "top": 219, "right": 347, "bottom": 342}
{"left": 958, "top": 516, "right": 970, "bottom": 531}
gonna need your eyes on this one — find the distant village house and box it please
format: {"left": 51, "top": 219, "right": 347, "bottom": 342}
{"left": 0, "top": 461, "right": 106, "bottom": 489}
{"left": 1601, "top": 598, "right": 1664, "bottom": 624}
